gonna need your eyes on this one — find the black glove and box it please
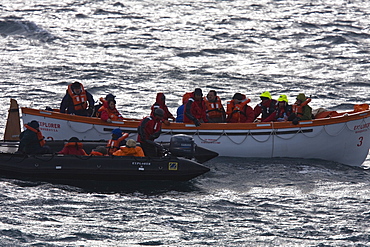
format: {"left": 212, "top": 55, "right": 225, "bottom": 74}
{"left": 194, "top": 119, "right": 201, "bottom": 127}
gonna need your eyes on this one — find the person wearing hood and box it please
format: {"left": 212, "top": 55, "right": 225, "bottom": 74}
{"left": 58, "top": 137, "right": 88, "bottom": 156}
{"left": 112, "top": 139, "right": 145, "bottom": 157}
{"left": 106, "top": 128, "right": 129, "bottom": 155}
{"left": 151, "top": 93, "right": 175, "bottom": 125}
{"left": 263, "top": 94, "right": 292, "bottom": 122}
{"left": 60, "top": 81, "right": 94, "bottom": 116}
{"left": 226, "top": 93, "right": 254, "bottom": 123}
{"left": 183, "top": 88, "right": 208, "bottom": 126}
{"left": 17, "top": 120, "right": 51, "bottom": 154}
{"left": 137, "top": 108, "right": 164, "bottom": 157}
{"left": 253, "top": 91, "right": 278, "bottom": 122}
{"left": 288, "top": 93, "right": 312, "bottom": 123}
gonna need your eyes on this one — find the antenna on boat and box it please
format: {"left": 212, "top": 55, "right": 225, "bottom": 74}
{"left": 4, "top": 99, "right": 21, "bottom": 141}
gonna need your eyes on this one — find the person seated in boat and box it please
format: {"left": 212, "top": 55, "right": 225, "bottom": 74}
{"left": 184, "top": 88, "right": 208, "bottom": 126}
{"left": 60, "top": 81, "right": 95, "bottom": 117}
{"left": 176, "top": 92, "right": 192, "bottom": 123}
{"left": 57, "top": 137, "right": 87, "bottom": 156}
{"left": 151, "top": 93, "right": 176, "bottom": 125}
{"left": 264, "top": 94, "right": 292, "bottom": 122}
{"left": 226, "top": 93, "right": 254, "bottom": 123}
{"left": 137, "top": 108, "right": 165, "bottom": 157}
{"left": 98, "top": 99, "right": 124, "bottom": 123}
{"left": 90, "top": 146, "right": 108, "bottom": 156}
{"left": 288, "top": 93, "right": 312, "bottom": 124}
{"left": 112, "top": 139, "right": 145, "bottom": 157}
{"left": 204, "top": 90, "right": 226, "bottom": 123}
{"left": 253, "top": 91, "right": 278, "bottom": 122}
{"left": 106, "top": 128, "right": 129, "bottom": 155}
{"left": 94, "top": 93, "right": 116, "bottom": 117}
{"left": 17, "top": 120, "right": 51, "bottom": 155}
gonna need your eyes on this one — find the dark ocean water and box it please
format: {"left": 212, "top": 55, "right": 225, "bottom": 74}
{"left": 0, "top": 0, "right": 370, "bottom": 246}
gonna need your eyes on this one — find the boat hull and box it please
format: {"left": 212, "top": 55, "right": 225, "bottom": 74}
{"left": 0, "top": 153, "right": 210, "bottom": 182}
{"left": 21, "top": 107, "right": 370, "bottom": 167}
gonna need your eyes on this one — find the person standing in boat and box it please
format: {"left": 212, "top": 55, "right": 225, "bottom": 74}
{"left": 57, "top": 137, "right": 88, "bottom": 156}
{"left": 261, "top": 94, "right": 292, "bottom": 122}
{"left": 151, "top": 93, "right": 176, "bottom": 125}
{"left": 106, "top": 128, "right": 129, "bottom": 155}
{"left": 184, "top": 88, "right": 208, "bottom": 126}
{"left": 98, "top": 99, "right": 124, "bottom": 123}
{"left": 112, "top": 139, "right": 145, "bottom": 157}
{"left": 288, "top": 93, "right": 312, "bottom": 124}
{"left": 60, "top": 81, "right": 94, "bottom": 116}
{"left": 253, "top": 91, "right": 278, "bottom": 122}
{"left": 137, "top": 108, "right": 165, "bottom": 157}
{"left": 226, "top": 93, "right": 254, "bottom": 123}
{"left": 17, "top": 120, "right": 51, "bottom": 154}
{"left": 204, "top": 90, "right": 226, "bottom": 123}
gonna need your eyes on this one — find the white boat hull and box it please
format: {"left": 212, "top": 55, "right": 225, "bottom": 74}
{"left": 21, "top": 107, "right": 370, "bottom": 167}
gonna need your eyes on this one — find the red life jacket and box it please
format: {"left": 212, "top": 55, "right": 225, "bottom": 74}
{"left": 106, "top": 133, "right": 129, "bottom": 155}
{"left": 24, "top": 124, "right": 45, "bottom": 147}
{"left": 226, "top": 99, "right": 252, "bottom": 123}
{"left": 98, "top": 105, "right": 123, "bottom": 121}
{"left": 183, "top": 95, "right": 208, "bottom": 123}
{"left": 67, "top": 83, "right": 88, "bottom": 111}
{"left": 204, "top": 96, "right": 224, "bottom": 119}
{"left": 292, "top": 98, "right": 311, "bottom": 116}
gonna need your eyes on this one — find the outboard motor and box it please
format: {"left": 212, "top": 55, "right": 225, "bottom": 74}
{"left": 169, "top": 134, "right": 195, "bottom": 159}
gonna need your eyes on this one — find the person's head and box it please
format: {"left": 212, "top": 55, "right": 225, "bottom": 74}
{"left": 71, "top": 81, "right": 82, "bottom": 94}
{"left": 296, "top": 93, "right": 306, "bottom": 104}
{"left": 107, "top": 99, "right": 116, "bottom": 109}
{"left": 194, "top": 88, "right": 203, "bottom": 101}
{"left": 260, "top": 91, "right": 272, "bottom": 102}
{"left": 232, "top": 93, "right": 244, "bottom": 104}
{"left": 207, "top": 90, "right": 217, "bottom": 102}
{"left": 68, "top": 137, "right": 80, "bottom": 143}
{"left": 28, "top": 120, "right": 39, "bottom": 129}
{"left": 93, "top": 146, "right": 107, "bottom": 155}
{"left": 111, "top": 128, "right": 123, "bottom": 139}
{"left": 277, "top": 95, "right": 288, "bottom": 106}
{"left": 105, "top": 93, "right": 116, "bottom": 101}
{"left": 153, "top": 108, "right": 164, "bottom": 120}
{"left": 126, "top": 139, "right": 137, "bottom": 148}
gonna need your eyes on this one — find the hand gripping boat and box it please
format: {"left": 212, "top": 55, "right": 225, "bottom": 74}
{"left": 7, "top": 99, "right": 370, "bottom": 167}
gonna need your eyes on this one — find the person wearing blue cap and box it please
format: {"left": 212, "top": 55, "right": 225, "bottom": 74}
{"left": 106, "top": 128, "right": 128, "bottom": 155}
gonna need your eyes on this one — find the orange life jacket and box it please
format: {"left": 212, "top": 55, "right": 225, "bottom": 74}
{"left": 204, "top": 96, "right": 224, "bottom": 119}
{"left": 226, "top": 99, "right": 251, "bottom": 123}
{"left": 67, "top": 83, "right": 88, "bottom": 111}
{"left": 112, "top": 146, "right": 145, "bottom": 157}
{"left": 292, "top": 98, "right": 311, "bottom": 116}
{"left": 106, "top": 133, "right": 129, "bottom": 155}
{"left": 98, "top": 105, "right": 123, "bottom": 121}
{"left": 24, "top": 124, "right": 45, "bottom": 147}
{"left": 182, "top": 92, "right": 193, "bottom": 104}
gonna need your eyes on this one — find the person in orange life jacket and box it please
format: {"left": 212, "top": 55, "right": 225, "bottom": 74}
{"left": 17, "top": 120, "right": 51, "bottom": 154}
{"left": 176, "top": 92, "right": 192, "bottom": 123}
{"left": 112, "top": 139, "right": 145, "bottom": 157}
{"left": 94, "top": 93, "right": 116, "bottom": 117}
{"left": 226, "top": 93, "right": 254, "bottom": 123}
{"left": 263, "top": 94, "right": 292, "bottom": 122}
{"left": 90, "top": 146, "right": 108, "bottom": 156}
{"left": 106, "top": 128, "right": 129, "bottom": 155}
{"left": 151, "top": 93, "right": 175, "bottom": 125}
{"left": 60, "top": 81, "right": 94, "bottom": 116}
{"left": 253, "top": 91, "right": 278, "bottom": 122}
{"left": 137, "top": 108, "right": 164, "bottom": 157}
{"left": 98, "top": 99, "right": 124, "bottom": 123}
{"left": 204, "top": 90, "right": 226, "bottom": 123}
{"left": 58, "top": 137, "right": 88, "bottom": 155}
{"left": 288, "top": 93, "right": 312, "bottom": 124}
{"left": 184, "top": 88, "right": 208, "bottom": 126}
